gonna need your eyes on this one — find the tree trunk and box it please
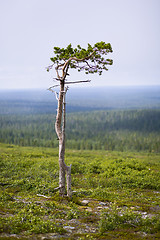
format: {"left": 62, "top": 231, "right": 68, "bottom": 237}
{"left": 55, "top": 81, "right": 72, "bottom": 197}
{"left": 59, "top": 139, "right": 66, "bottom": 196}
{"left": 66, "top": 164, "right": 72, "bottom": 197}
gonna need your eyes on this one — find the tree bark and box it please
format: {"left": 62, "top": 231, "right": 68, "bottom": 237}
{"left": 55, "top": 80, "right": 72, "bottom": 197}
{"left": 66, "top": 164, "right": 72, "bottom": 197}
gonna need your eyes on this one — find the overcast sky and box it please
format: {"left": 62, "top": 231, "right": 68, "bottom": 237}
{"left": 0, "top": 0, "right": 160, "bottom": 89}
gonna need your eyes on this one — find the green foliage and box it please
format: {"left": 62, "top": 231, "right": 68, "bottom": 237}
{"left": 100, "top": 157, "right": 160, "bottom": 190}
{"left": 0, "top": 206, "right": 64, "bottom": 234}
{"left": 0, "top": 144, "right": 160, "bottom": 238}
{"left": 0, "top": 146, "right": 59, "bottom": 195}
{"left": 99, "top": 205, "right": 160, "bottom": 234}
{"left": 66, "top": 207, "right": 80, "bottom": 220}
{"left": 49, "top": 41, "right": 113, "bottom": 75}
{"left": 0, "top": 110, "right": 160, "bottom": 152}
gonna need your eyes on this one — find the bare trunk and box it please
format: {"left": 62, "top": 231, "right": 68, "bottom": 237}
{"left": 66, "top": 164, "right": 72, "bottom": 197}
{"left": 55, "top": 80, "right": 72, "bottom": 197}
{"left": 59, "top": 140, "right": 66, "bottom": 196}
{"left": 63, "top": 91, "right": 72, "bottom": 197}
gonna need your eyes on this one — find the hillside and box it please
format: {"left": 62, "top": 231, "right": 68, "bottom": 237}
{"left": 0, "top": 144, "right": 160, "bottom": 239}
{"left": 0, "top": 86, "right": 160, "bottom": 239}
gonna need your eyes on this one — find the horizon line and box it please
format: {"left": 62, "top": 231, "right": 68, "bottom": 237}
{"left": 0, "top": 84, "right": 160, "bottom": 91}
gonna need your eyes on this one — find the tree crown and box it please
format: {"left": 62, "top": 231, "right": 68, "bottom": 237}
{"left": 47, "top": 41, "right": 113, "bottom": 76}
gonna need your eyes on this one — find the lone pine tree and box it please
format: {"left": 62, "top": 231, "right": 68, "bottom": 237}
{"left": 47, "top": 41, "right": 113, "bottom": 197}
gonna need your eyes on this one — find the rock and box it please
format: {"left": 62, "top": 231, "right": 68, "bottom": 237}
{"left": 140, "top": 212, "right": 148, "bottom": 219}
{"left": 64, "top": 226, "right": 75, "bottom": 233}
{"left": 97, "top": 206, "right": 103, "bottom": 210}
{"left": 97, "top": 206, "right": 109, "bottom": 210}
{"left": 130, "top": 207, "right": 135, "bottom": 210}
{"left": 64, "top": 226, "right": 75, "bottom": 230}
{"left": 150, "top": 205, "right": 160, "bottom": 212}
{"left": 99, "top": 202, "right": 107, "bottom": 206}
{"left": 81, "top": 200, "right": 90, "bottom": 206}
{"left": 69, "top": 219, "right": 80, "bottom": 224}
{"left": 85, "top": 207, "right": 92, "bottom": 212}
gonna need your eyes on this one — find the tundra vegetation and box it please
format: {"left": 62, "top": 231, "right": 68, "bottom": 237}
{"left": 0, "top": 143, "right": 160, "bottom": 239}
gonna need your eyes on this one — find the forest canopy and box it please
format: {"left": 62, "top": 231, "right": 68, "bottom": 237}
{"left": 0, "top": 109, "right": 160, "bottom": 152}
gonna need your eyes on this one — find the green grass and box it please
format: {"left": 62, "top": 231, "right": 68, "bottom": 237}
{"left": 0, "top": 143, "right": 160, "bottom": 239}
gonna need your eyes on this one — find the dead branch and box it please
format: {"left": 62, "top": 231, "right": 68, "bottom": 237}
{"left": 47, "top": 87, "right": 59, "bottom": 100}
{"left": 37, "top": 194, "right": 50, "bottom": 198}
{"left": 65, "top": 80, "right": 91, "bottom": 84}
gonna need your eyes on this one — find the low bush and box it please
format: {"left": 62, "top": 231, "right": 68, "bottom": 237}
{"left": 99, "top": 205, "right": 160, "bottom": 234}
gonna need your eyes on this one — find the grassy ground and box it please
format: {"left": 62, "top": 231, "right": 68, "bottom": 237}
{"left": 0, "top": 143, "right": 160, "bottom": 239}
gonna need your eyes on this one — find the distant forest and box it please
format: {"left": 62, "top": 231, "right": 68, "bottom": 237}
{"left": 0, "top": 87, "right": 160, "bottom": 152}
{"left": 0, "top": 110, "right": 160, "bottom": 152}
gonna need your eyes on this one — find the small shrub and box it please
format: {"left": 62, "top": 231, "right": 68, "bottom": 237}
{"left": 99, "top": 205, "right": 160, "bottom": 234}
{"left": 88, "top": 162, "right": 102, "bottom": 174}
{"left": 66, "top": 208, "right": 79, "bottom": 220}
{"left": 0, "top": 211, "right": 64, "bottom": 234}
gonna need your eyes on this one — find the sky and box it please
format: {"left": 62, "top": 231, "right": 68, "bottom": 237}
{"left": 0, "top": 0, "right": 160, "bottom": 89}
